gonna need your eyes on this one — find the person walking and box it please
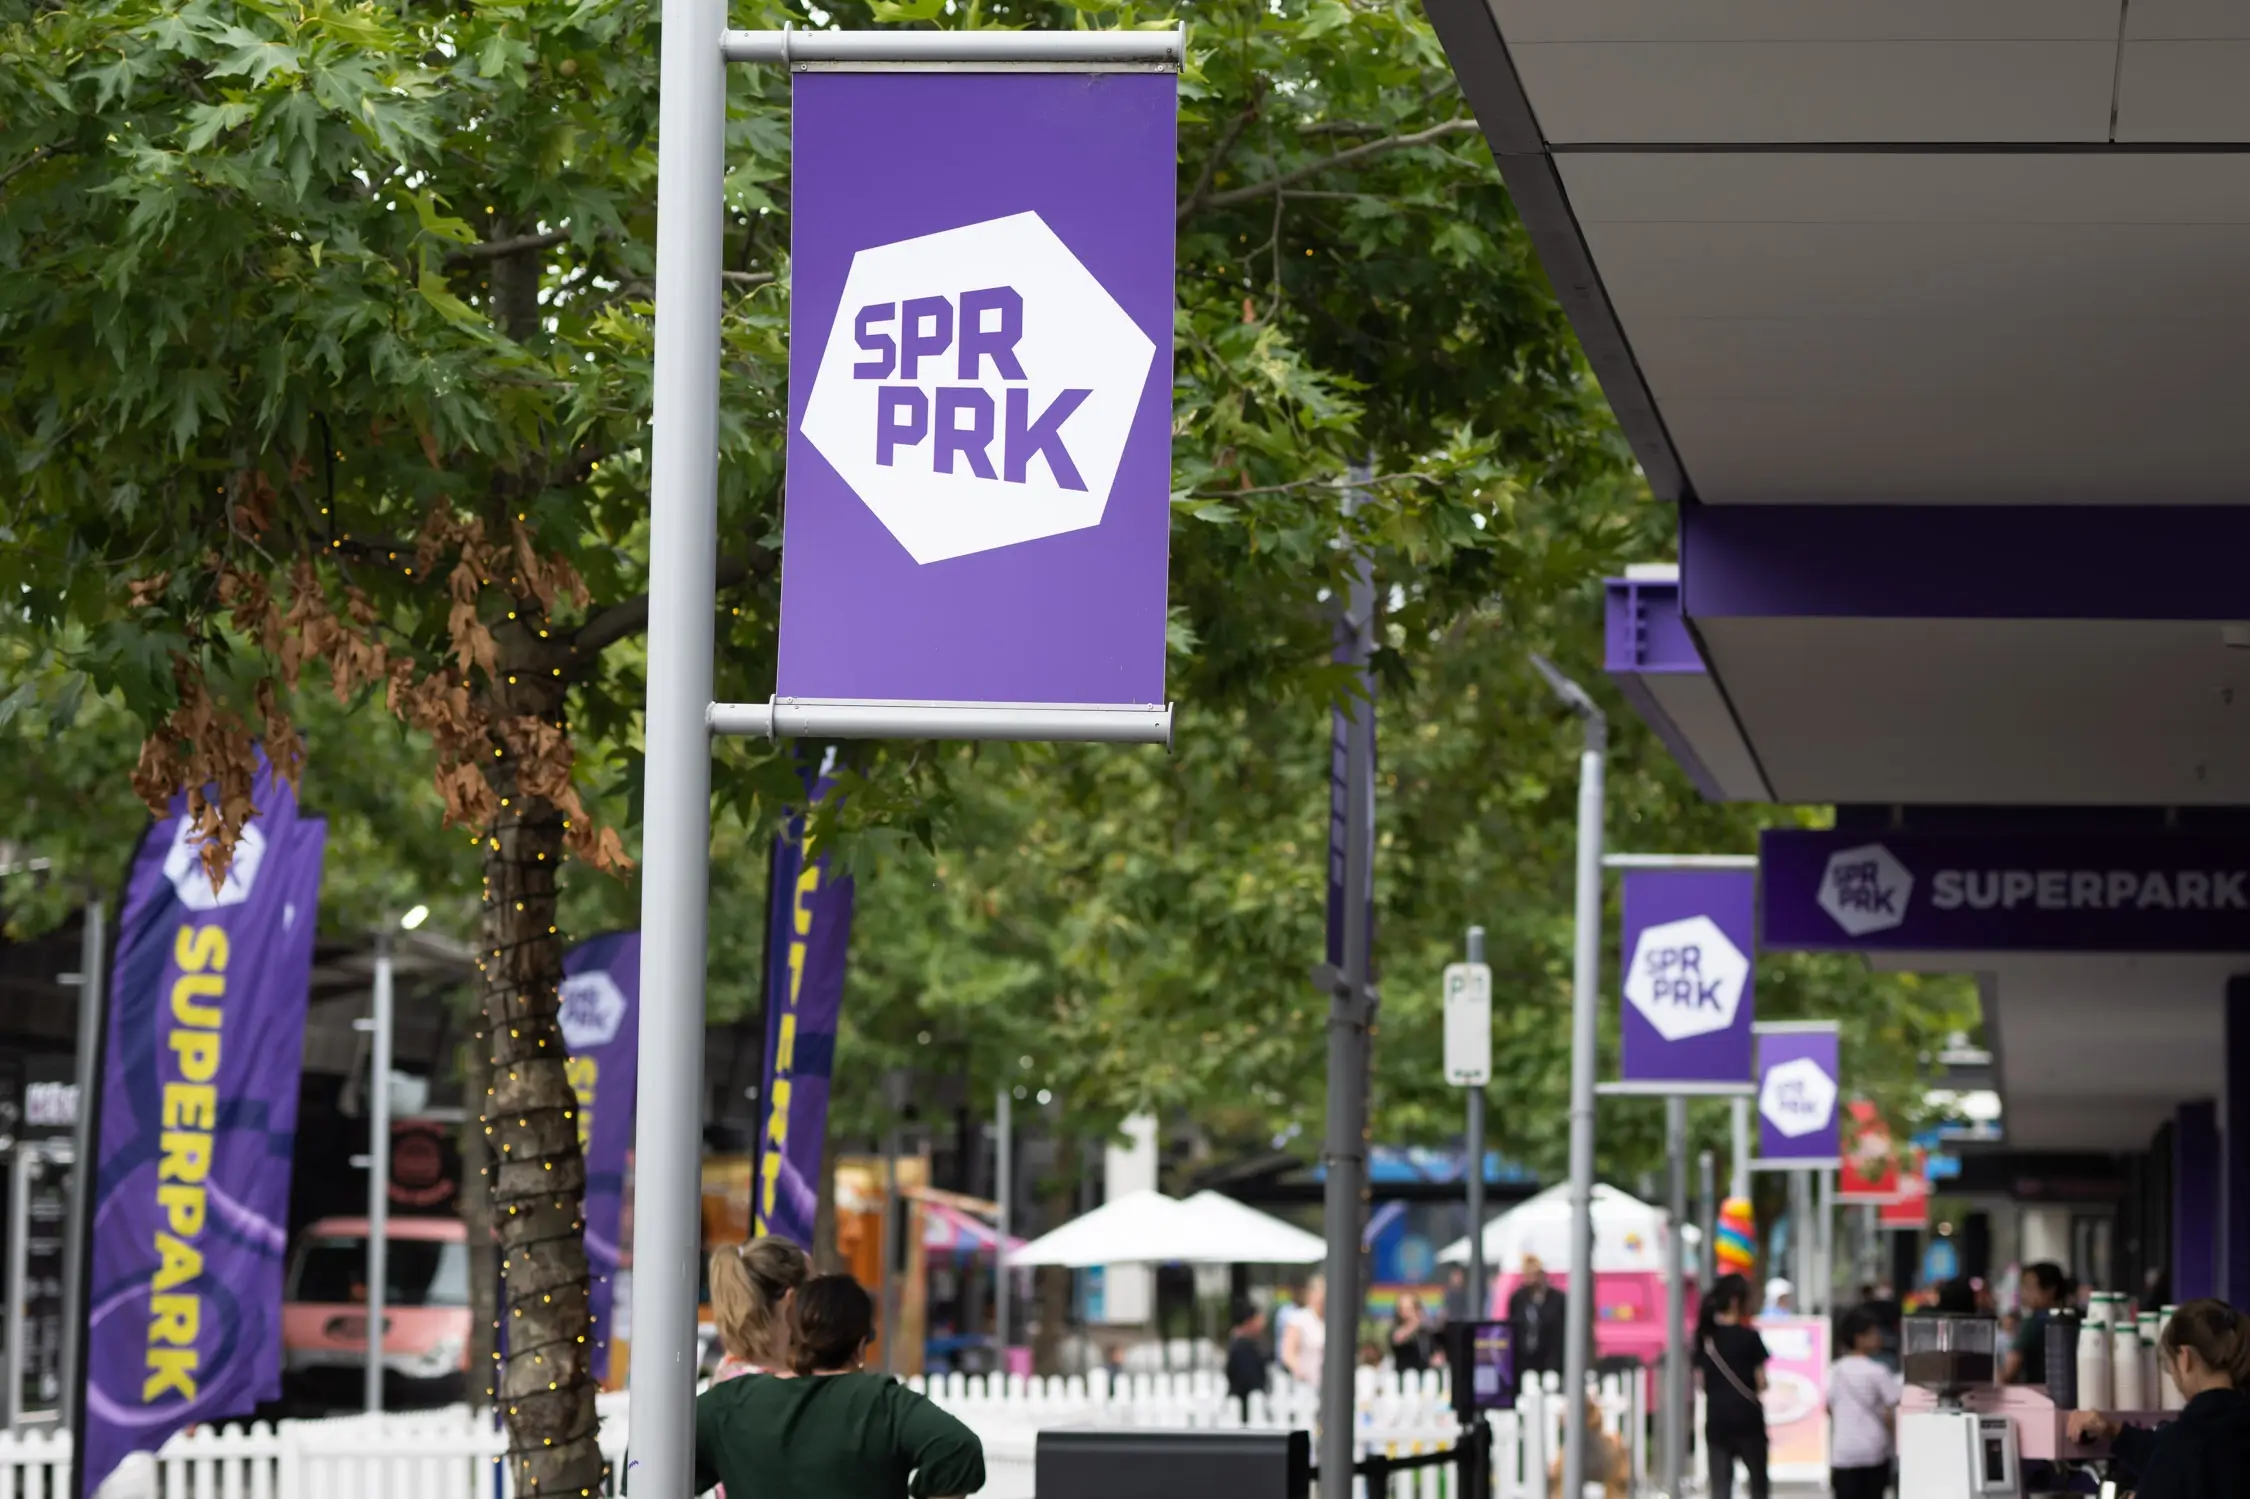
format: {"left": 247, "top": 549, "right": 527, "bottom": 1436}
{"left": 2068, "top": 1299, "right": 2250, "bottom": 1499}
{"left": 1696, "top": 1273, "right": 1771, "bottom": 1499}
{"left": 1279, "top": 1274, "right": 1327, "bottom": 1386}
{"left": 693, "top": 1275, "right": 985, "bottom": 1499}
{"left": 1828, "top": 1306, "right": 1902, "bottom": 1499}
{"left": 1224, "top": 1298, "right": 1269, "bottom": 1419}
{"left": 1389, "top": 1292, "right": 1434, "bottom": 1375}
{"left": 1506, "top": 1256, "right": 1566, "bottom": 1381}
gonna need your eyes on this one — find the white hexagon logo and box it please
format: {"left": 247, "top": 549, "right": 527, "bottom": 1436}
{"left": 1760, "top": 1056, "right": 1839, "bottom": 1139}
{"left": 1818, "top": 843, "right": 1913, "bottom": 936}
{"left": 1623, "top": 915, "right": 1750, "bottom": 1043}
{"left": 558, "top": 972, "right": 628, "bottom": 1053}
{"left": 161, "top": 815, "right": 266, "bottom": 911}
{"left": 799, "top": 210, "right": 1157, "bottom": 565}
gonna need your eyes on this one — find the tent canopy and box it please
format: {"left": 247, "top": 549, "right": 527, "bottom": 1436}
{"left": 1012, "top": 1188, "right": 1329, "bottom": 1267}
{"left": 1437, "top": 1182, "right": 1699, "bottom": 1276}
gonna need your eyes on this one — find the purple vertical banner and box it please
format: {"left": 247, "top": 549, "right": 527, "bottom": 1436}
{"left": 753, "top": 774, "right": 857, "bottom": 1248}
{"left": 1618, "top": 870, "right": 1757, "bottom": 1086}
{"left": 778, "top": 70, "right": 1176, "bottom": 708}
{"left": 1755, "top": 1024, "right": 1843, "bottom": 1167}
{"left": 80, "top": 754, "right": 325, "bottom": 1496}
{"left": 559, "top": 932, "right": 639, "bottom": 1383}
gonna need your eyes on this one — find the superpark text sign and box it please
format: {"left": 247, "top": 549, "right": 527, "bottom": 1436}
{"left": 778, "top": 71, "right": 1176, "bottom": 709}
{"left": 1618, "top": 869, "right": 1756, "bottom": 1086}
{"left": 1762, "top": 829, "right": 2250, "bottom": 952}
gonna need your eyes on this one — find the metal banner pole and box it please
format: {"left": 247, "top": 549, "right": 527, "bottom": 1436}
{"left": 1730, "top": 1096, "right": 1751, "bottom": 1202}
{"left": 1664, "top": 1097, "right": 1689, "bottom": 1498}
{"left": 995, "top": 1087, "right": 1013, "bottom": 1358}
{"left": 1791, "top": 1171, "right": 1814, "bottom": 1313}
{"left": 5, "top": 1144, "right": 30, "bottom": 1431}
{"left": 1816, "top": 1169, "right": 1836, "bottom": 1315}
{"left": 626, "top": 0, "right": 726, "bottom": 1489}
{"left": 1465, "top": 926, "right": 1487, "bottom": 1319}
{"left": 366, "top": 932, "right": 393, "bottom": 1415}
{"left": 1317, "top": 525, "right": 1376, "bottom": 1499}
{"left": 1540, "top": 657, "right": 1607, "bottom": 1499}
{"left": 1698, "top": 1150, "right": 1717, "bottom": 1289}
{"left": 58, "top": 896, "right": 103, "bottom": 1435}
{"left": 881, "top": 1123, "right": 899, "bottom": 1376}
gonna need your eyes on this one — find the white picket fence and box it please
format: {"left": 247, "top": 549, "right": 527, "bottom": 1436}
{"left": 1, "top": 1369, "right": 1647, "bottom": 1499}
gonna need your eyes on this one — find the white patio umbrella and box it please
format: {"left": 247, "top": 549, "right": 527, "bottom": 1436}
{"left": 1437, "top": 1181, "right": 1700, "bottom": 1274}
{"left": 1175, "top": 1191, "right": 1327, "bottom": 1265}
{"left": 1008, "top": 1189, "right": 1195, "bottom": 1267}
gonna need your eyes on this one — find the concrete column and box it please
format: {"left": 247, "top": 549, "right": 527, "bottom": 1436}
{"left": 2177, "top": 1099, "right": 2219, "bottom": 1302}
{"left": 2225, "top": 980, "right": 2250, "bottom": 1307}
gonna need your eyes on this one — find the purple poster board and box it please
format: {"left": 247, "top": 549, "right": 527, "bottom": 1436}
{"left": 560, "top": 932, "right": 639, "bottom": 1383}
{"left": 1618, "top": 869, "right": 1757, "bottom": 1087}
{"left": 779, "top": 70, "right": 1176, "bottom": 709}
{"left": 81, "top": 755, "right": 325, "bottom": 1495}
{"left": 1761, "top": 828, "right": 2250, "bottom": 952}
{"left": 1755, "top": 1025, "right": 1842, "bottom": 1167}
{"left": 753, "top": 774, "right": 857, "bottom": 1248}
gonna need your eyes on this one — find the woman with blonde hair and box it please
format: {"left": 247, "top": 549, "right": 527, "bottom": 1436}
{"left": 709, "top": 1236, "right": 812, "bottom": 1382}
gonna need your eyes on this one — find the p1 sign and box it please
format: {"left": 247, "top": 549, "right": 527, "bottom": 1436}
{"left": 1443, "top": 962, "right": 1492, "bottom": 1086}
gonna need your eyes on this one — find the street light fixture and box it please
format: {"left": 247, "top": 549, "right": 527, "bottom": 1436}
{"left": 1532, "top": 652, "right": 1606, "bottom": 1499}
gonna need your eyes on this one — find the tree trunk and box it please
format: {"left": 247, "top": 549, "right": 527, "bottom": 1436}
{"left": 460, "top": 1037, "right": 499, "bottom": 1412}
{"left": 481, "top": 644, "right": 601, "bottom": 1496}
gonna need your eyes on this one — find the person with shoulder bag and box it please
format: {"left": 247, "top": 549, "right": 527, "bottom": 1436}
{"left": 1695, "top": 1274, "right": 1771, "bottom": 1499}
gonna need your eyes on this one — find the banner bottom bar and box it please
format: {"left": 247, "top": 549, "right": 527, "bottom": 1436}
{"left": 709, "top": 697, "right": 1174, "bottom": 748}
{"left": 1595, "top": 1081, "right": 1756, "bottom": 1098}
{"left": 1749, "top": 1158, "right": 1842, "bottom": 1172}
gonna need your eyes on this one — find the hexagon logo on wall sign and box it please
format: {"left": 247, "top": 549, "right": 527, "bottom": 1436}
{"left": 1817, "top": 842, "right": 1913, "bottom": 936}
{"left": 1760, "top": 1057, "right": 1839, "bottom": 1139}
{"left": 798, "top": 210, "right": 1158, "bottom": 566}
{"left": 558, "top": 972, "right": 629, "bottom": 1053}
{"left": 1622, "top": 914, "right": 1751, "bottom": 1043}
{"left": 162, "top": 816, "right": 267, "bottom": 911}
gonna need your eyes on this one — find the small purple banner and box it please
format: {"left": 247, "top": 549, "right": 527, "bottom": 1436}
{"left": 560, "top": 932, "right": 639, "bottom": 1383}
{"left": 81, "top": 755, "right": 325, "bottom": 1496}
{"left": 1756, "top": 1026, "right": 1842, "bottom": 1166}
{"left": 777, "top": 69, "right": 1176, "bottom": 708}
{"left": 753, "top": 776, "right": 857, "bottom": 1249}
{"left": 1618, "top": 870, "right": 1757, "bottom": 1085}
{"left": 1762, "top": 828, "right": 2250, "bottom": 953}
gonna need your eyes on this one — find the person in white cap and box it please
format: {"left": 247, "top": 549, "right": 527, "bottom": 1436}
{"left": 1762, "top": 1277, "right": 1795, "bottom": 1316}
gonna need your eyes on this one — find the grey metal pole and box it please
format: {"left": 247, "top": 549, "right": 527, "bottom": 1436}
{"left": 365, "top": 932, "right": 393, "bottom": 1415}
{"left": 626, "top": 0, "right": 725, "bottom": 1487}
{"left": 1698, "top": 1151, "right": 1717, "bottom": 1290}
{"left": 881, "top": 1124, "right": 899, "bottom": 1376}
{"left": 1317, "top": 522, "right": 1377, "bottom": 1499}
{"left": 1548, "top": 668, "right": 1607, "bottom": 1499}
{"left": 1791, "top": 1171, "right": 1814, "bottom": 1315}
{"left": 5, "top": 1143, "right": 30, "bottom": 1431}
{"left": 58, "top": 897, "right": 103, "bottom": 1435}
{"left": 1729, "top": 1096, "right": 1751, "bottom": 1202}
{"left": 995, "top": 1088, "right": 1013, "bottom": 1358}
{"left": 1466, "top": 925, "right": 1488, "bottom": 1322}
{"left": 1664, "top": 1097, "right": 1688, "bottom": 1498}
{"left": 1816, "top": 1169, "right": 1836, "bottom": 1316}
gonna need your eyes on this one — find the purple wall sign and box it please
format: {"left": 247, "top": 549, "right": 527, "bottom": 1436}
{"left": 778, "top": 71, "right": 1177, "bottom": 708}
{"left": 81, "top": 755, "right": 325, "bottom": 1495}
{"left": 1762, "top": 829, "right": 2250, "bottom": 953}
{"left": 560, "top": 932, "right": 639, "bottom": 1383}
{"left": 752, "top": 776, "right": 857, "bottom": 1249}
{"left": 1755, "top": 1025, "right": 1842, "bottom": 1168}
{"left": 1618, "top": 870, "right": 1757, "bottom": 1086}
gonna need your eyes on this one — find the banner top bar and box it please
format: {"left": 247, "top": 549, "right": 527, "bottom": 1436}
{"left": 1604, "top": 852, "right": 1758, "bottom": 870}
{"left": 721, "top": 26, "right": 1187, "bottom": 67}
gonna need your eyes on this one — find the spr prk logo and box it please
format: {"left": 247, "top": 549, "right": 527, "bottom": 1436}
{"left": 1622, "top": 915, "right": 1749, "bottom": 1043}
{"left": 161, "top": 816, "right": 267, "bottom": 911}
{"left": 1817, "top": 843, "right": 1913, "bottom": 936}
{"left": 558, "top": 972, "right": 628, "bottom": 1052}
{"left": 799, "top": 211, "right": 1157, "bottom": 565}
{"left": 1760, "top": 1057, "right": 1838, "bottom": 1139}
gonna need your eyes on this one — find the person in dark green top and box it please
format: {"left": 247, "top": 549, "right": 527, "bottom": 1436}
{"left": 694, "top": 1273, "right": 987, "bottom": 1499}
